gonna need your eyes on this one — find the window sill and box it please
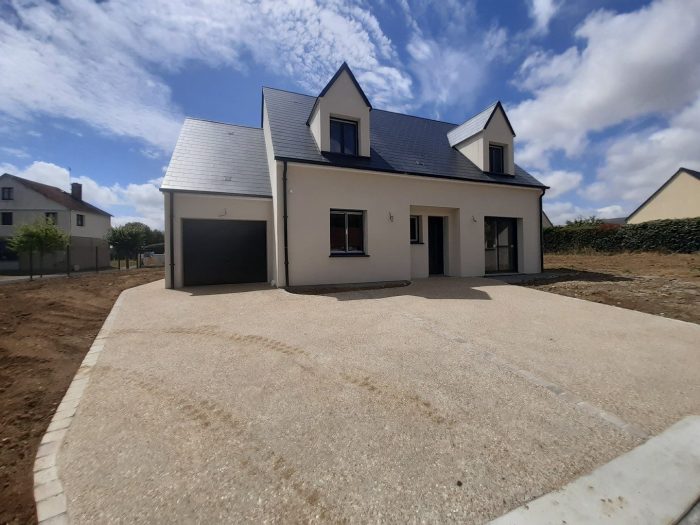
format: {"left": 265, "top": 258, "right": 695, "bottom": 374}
{"left": 410, "top": 241, "right": 424, "bottom": 245}
{"left": 329, "top": 253, "right": 369, "bottom": 258}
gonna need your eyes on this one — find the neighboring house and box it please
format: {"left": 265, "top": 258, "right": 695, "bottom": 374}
{"left": 161, "top": 63, "right": 547, "bottom": 288}
{"left": 542, "top": 211, "right": 553, "bottom": 229}
{"left": 0, "top": 173, "right": 112, "bottom": 273}
{"left": 626, "top": 167, "right": 700, "bottom": 224}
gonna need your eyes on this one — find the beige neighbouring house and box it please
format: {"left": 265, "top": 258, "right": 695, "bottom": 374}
{"left": 0, "top": 173, "right": 111, "bottom": 273}
{"left": 626, "top": 167, "right": 700, "bottom": 224}
{"left": 160, "top": 63, "right": 548, "bottom": 289}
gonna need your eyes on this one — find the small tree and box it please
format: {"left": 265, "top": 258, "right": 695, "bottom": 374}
{"left": 8, "top": 218, "right": 69, "bottom": 279}
{"left": 106, "top": 223, "right": 147, "bottom": 269}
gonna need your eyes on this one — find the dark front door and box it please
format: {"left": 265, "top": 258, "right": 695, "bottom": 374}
{"left": 484, "top": 217, "right": 517, "bottom": 273}
{"left": 428, "top": 216, "right": 444, "bottom": 275}
{"left": 182, "top": 219, "right": 267, "bottom": 286}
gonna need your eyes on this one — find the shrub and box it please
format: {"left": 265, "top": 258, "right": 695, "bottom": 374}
{"left": 544, "top": 217, "right": 700, "bottom": 254}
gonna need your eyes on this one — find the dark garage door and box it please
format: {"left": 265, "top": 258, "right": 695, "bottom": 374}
{"left": 182, "top": 219, "right": 267, "bottom": 286}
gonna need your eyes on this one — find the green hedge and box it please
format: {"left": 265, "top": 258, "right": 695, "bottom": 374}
{"left": 544, "top": 218, "right": 700, "bottom": 253}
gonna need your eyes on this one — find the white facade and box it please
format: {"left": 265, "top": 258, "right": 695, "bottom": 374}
{"left": 274, "top": 163, "right": 541, "bottom": 286}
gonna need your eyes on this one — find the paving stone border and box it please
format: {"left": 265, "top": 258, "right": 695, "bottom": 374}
{"left": 32, "top": 292, "right": 126, "bottom": 524}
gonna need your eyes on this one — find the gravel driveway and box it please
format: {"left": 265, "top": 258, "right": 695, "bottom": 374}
{"left": 59, "top": 278, "right": 700, "bottom": 523}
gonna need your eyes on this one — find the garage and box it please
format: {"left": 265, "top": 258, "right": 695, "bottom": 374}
{"left": 182, "top": 218, "right": 267, "bottom": 286}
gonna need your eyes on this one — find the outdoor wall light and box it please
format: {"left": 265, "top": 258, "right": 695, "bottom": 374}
{"left": 388, "top": 212, "right": 394, "bottom": 222}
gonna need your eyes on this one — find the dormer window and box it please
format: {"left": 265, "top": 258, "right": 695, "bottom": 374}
{"left": 330, "top": 118, "right": 358, "bottom": 156}
{"left": 489, "top": 144, "right": 505, "bottom": 174}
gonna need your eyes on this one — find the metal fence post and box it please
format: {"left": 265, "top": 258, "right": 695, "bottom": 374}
{"left": 66, "top": 245, "right": 71, "bottom": 276}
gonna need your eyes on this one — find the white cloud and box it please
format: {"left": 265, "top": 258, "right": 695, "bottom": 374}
{"left": 533, "top": 170, "right": 583, "bottom": 198}
{"left": 527, "top": 0, "right": 561, "bottom": 34}
{"left": 2, "top": 160, "right": 164, "bottom": 229}
{"left": 581, "top": 95, "right": 700, "bottom": 204}
{"left": 399, "top": 0, "right": 508, "bottom": 115}
{"left": 511, "top": 0, "right": 700, "bottom": 169}
{"left": 544, "top": 201, "right": 626, "bottom": 225}
{"left": 0, "top": 146, "right": 30, "bottom": 159}
{"left": 0, "top": 0, "right": 415, "bottom": 150}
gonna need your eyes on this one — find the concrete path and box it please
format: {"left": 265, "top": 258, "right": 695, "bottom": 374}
{"left": 489, "top": 416, "right": 700, "bottom": 524}
{"left": 57, "top": 278, "right": 699, "bottom": 523}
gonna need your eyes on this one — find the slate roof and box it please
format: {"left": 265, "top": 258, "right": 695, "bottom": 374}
{"left": 263, "top": 87, "right": 544, "bottom": 189}
{"left": 160, "top": 118, "right": 271, "bottom": 197}
{"left": 1, "top": 173, "right": 111, "bottom": 216}
{"left": 446, "top": 101, "right": 516, "bottom": 147}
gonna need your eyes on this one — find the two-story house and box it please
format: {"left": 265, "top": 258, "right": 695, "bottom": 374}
{"left": 0, "top": 173, "right": 112, "bottom": 273}
{"left": 160, "top": 63, "right": 547, "bottom": 288}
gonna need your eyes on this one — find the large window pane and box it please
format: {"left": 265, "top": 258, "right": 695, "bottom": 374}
{"left": 410, "top": 215, "right": 419, "bottom": 243}
{"left": 347, "top": 213, "right": 363, "bottom": 251}
{"left": 489, "top": 145, "right": 504, "bottom": 173}
{"left": 330, "top": 212, "right": 346, "bottom": 251}
{"left": 330, "top": 120, "right": 342, "bottom": 153}
{"left": 343, "top": 122, "right": 357, "bottom": 155}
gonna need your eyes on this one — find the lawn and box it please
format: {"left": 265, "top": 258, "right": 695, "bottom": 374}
{"left": 0, "top": 268, "right": 163, "bottom": 524}
{"left": 521, "top": 252, "right": 700, "bottom": 324}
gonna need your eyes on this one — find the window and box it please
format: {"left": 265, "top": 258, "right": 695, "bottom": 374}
{"left": 1, "top": 187, "right": 13, "bottom": 200}
{"left": 45, "top": 212, "right": 58, "bottom": 224}
{"left": 330, "top": 209, "right": 365, "bottom": 254}
{"left": 330, "top": 118, "right": 358, "bottom": 156}
{"left": 76, "top": 213, "right": 85, "bottom": 226}
{"left": 1, "top": 212, "right": 12, "bottom": 225}
{"left": 489, "top": 144, "right": 505, "bottom": 174}
{"left": 410, "top": 215, "right": 421, "bottom": 243}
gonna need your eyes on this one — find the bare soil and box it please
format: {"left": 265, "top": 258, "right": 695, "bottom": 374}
{"left": 0, "top": 269, "right": 163, "bottom": 525}
{"left": 521, "top": 253, "right": 700, "bottom": 324}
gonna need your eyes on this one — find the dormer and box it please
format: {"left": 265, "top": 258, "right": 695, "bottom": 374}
{"left": 447, "top": 101, "right": 516, "bottom": 175}
{"left": 307, "top": 63, "right": 372, "bottom": 158}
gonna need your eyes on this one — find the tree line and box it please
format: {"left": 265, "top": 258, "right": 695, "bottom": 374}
{"left": 7, "top": 218, "right": 164, "bottom": 278}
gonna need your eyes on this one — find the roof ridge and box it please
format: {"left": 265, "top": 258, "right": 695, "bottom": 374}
{"left": 185, "top": 117, "right": 261, "bottom": 130}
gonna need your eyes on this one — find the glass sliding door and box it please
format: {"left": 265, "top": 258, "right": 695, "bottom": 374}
{"left": 484, "top": 217, "right": 518, "bottom": 273}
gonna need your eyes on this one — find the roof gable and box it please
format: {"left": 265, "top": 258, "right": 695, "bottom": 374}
{"left": 447, "top": 101, "right": 515, "bottom": 147}
{"left": 626, "top": 166, "right": 700, "bottom": 221}
{"left": 306, "top": 62, "right": 371, "bottom": 125}
{"left": 318, "top": 62, "right": 372, "bottom": 109}
{"left": 1, "top": 173, "right": 111, "bottom": 216}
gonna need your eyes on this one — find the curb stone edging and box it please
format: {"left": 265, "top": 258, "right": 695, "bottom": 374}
{"left": 32, "top": 292, "right": 126, "bottom": 524}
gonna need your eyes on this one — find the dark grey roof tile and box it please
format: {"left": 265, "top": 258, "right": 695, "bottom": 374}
{"left": 263, "top": 87, "right": 544, "bottom": 189}
{"left": 161, "top": 119, "right": 271, "bottom": 197}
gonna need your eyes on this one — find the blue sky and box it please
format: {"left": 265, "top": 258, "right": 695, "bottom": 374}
{"left": 1, "top": 0, "right": 699, "bottom": 227}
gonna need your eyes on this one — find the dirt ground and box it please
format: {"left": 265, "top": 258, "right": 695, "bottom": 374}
{"left": 521, "top": 252, "right": 700, "bottom": 324}
{"left": 0, "top": 269, "right": 163, "bottom": 525}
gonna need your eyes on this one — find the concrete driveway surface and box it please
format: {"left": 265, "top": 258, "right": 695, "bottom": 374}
{"left": 58, "top": 277, "right": 699, "bottom": 523}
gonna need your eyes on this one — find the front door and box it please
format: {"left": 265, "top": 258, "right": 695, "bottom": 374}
{"left": 484, "top": 217, "right": 517, "bottom": 273}
{"left": 428, "top": 216, "right": 444, "bottom": 275}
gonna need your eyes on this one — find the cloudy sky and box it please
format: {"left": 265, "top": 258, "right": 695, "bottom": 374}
{"left": 1, "top": 0, "right": 699, "bottom": 227}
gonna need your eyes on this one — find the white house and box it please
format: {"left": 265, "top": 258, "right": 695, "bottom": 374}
{"left": 161, "top": 63, "right": 547, "bottom": 288}
{"left": 0, "top": 173, "right": 112, "bottom": 273}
